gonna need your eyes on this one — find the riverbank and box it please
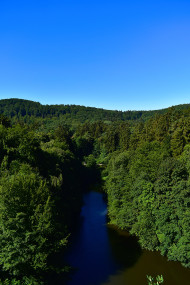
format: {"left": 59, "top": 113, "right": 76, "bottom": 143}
{"left": 64, "top": 190, "right": 190, "bottom": 285}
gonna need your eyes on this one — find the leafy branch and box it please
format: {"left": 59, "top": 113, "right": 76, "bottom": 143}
{"left": 147, "top": 275, "right": 164, "bottom": 285}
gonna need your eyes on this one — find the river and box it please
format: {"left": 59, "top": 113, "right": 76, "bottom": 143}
{"left": 64, "top": 191, "right": 190, "bottom": 285}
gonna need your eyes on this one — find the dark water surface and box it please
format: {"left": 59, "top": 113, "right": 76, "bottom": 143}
{"left": 64, "top": 191, "right": 190, "bottom": 285}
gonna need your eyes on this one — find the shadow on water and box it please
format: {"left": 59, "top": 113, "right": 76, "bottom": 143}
{"left": 62, "top": 191, "right": 142, "bottom": 285}
{"left": 106, "top": 226, "right": 142, "bottom": 271}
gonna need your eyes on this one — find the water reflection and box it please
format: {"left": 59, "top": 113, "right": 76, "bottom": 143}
{"left": 107, "top": 226, "right": 142, "bottom": 270}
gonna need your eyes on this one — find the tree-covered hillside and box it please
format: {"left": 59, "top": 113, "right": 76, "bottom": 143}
{"left": 1, "top": 98, "right": 190, "bottom": 124}
{"left": 69, "top": 107, "right": 190, "bottom": 268}
{"left": 0, "top": 99, "right": 190, "bottom": 283}
{"left": 0, "top": 120, "right": 92, "bottom": 284}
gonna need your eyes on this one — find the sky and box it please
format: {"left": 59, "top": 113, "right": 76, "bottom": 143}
{"left": 0, "top": 0, "right": 190, "bottom": 111}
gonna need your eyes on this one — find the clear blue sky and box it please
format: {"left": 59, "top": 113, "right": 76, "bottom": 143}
{"left": 0, "top": 0, "right": 190, "bottom": 111}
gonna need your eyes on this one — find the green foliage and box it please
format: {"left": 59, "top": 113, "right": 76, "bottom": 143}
{"left": 102, "top": 110, "right": 190, "bottom": 267}
{"left": 1, "top": 99, "right": 190, "bottom": 128}
{"left": 1, "top": 99, "right": 190, "bottom": 278}
{"left": 0, "top": 120, "right": 85, "bottom": 283}
{"left": 0, "top": 276, "right": 43, "bottom": 285}
{"left": 0, "top": 98, "right": 173, "bottom": 124}
{"left": 0, "top": 164, "right": 68, "bottom": 276}
{"left": 0, "top": 115, "right": 11, "bottom": 128}
{"left": 147, "top": 275, "right": 164, "bottom": 285}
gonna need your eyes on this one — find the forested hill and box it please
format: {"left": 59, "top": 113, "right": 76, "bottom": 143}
{"left": 1, "top": 97, "right": 190, "bottom": 283}
{"left": 1, "top": 98, "right": 190, "bottom": 123}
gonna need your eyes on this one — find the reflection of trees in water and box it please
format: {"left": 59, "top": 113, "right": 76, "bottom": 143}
{"left": 107, "top": 226, "right": 142, "bottom": 270}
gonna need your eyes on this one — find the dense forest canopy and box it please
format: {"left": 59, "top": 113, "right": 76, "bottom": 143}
{"left": 1, "top": 98, "right": 190, "bottom": 124}
{"left": 0, "top": 98, "right": 190, "bottom": 284}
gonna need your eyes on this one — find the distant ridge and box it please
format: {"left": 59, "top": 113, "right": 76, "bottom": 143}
{"left": 0, "top": 98, "right": 190, "bottom": 123}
